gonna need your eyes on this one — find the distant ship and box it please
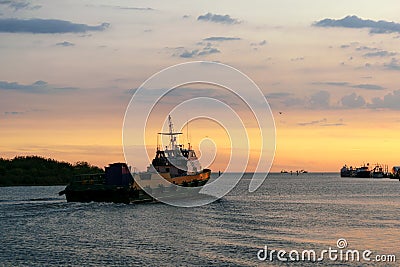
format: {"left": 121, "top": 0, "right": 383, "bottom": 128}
{"left": 341, "top": 164, "right": 368, "bottom": 178}
{"left": 341, "top": 163, "right": 387, "bottom": 178}
{"left": 371, "top": 164, "right": 385, "bottom": 178}
{"left": 391, "top": 166, "right": 400, "bottom": 181}
{"left": 341, "top": 164, "right": 370, "bottom": 178}
{"left": 60, "top": 115, "right": 211, "bottom": 203}
{"left": 340, "top": 165, "right": 353, "bottom": 177}
{"left": 355, "top": 165, "right": 371, "bottom": 178}
{"left": 280, "top": 169, "right": 308, "bottom": 174}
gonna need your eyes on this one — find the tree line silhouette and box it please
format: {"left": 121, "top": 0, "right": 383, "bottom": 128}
{"left": 0, "top": 156, "right": 103, "bottom": 186}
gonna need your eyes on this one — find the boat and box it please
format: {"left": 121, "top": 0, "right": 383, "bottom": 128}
{"left": 340, "top": 165, "right": 355, "bottom": 177}
{"left": 133, "top": 115, "right": 211, "bottom": 194}
{"left": 341, "top": 164, "right": 371, "bottom": 178}
{"left": 371, "top": 164, "right": 386, "bottom": 179}
{"left": 355, "top": 164, "right": 371, "bottom": 178}
{"left": 391, "top": 166, "right": 400, "bottom": 180}
{"left": 58, "top": 163, "right": 149, "bottom": 204}
{"left": 59, "top": 115, "right": 211, "bottom": 203}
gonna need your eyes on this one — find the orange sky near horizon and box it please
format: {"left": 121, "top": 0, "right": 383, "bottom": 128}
{"left": 2, "top": 107, "right": 400, "bottom": 172}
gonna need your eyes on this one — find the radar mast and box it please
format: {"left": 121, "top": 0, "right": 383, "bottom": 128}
{"left": 158, "top": 115, "right": 182, "bottom": 150}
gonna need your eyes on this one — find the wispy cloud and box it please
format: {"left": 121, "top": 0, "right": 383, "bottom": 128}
{"left": 267, "top": 85, "right": 400, "bottom": 111}
{"left": 98, "top": 5, "right": 154, "bottom": 11}
{"left": 313, "top": 15, "right": 400, "bottom": 34}
{"left": 318, "top": 82, "right": 350, "bottom": 87}
{"left": 340, "top": 93, "right": 366, "bottom": 108}
{"left": 298, "top": 118, "right": 327, "bottom": 126}
{"left": 321, "top": 122, "right": 346, "bottom": 127}
{"left": 291, "top": 57, "right": 305, "bottom": 62}
{"left": 197, "top": 12, "right": 241, "bottom": 24}
{"left": 0, "top": 18, "right": 109, "bottom": 34}
{"left": 282, "top": 97, "right": 305, "bottom": 107}
{"left": 356, "top": 46, "right": 379, "bottom": 51}
{"left": 346, "top": 45, "right": 398, "bottom": 58}
{"left": 383, "top": 58, "right": 400, "bottom": 70}
{"left": 174, "top": 43, "right": 221, "bottom": 58}
{"left": 179, "top": 48, "right": 220, "bottom": 58}
{"left": 310, "top": 90, "right": 330, "bottom": 109}
{"left": 197, "top": 48, "right": 220, "bottom": 56}
{"left": 312, "top": 81, "right": 385, "bottom": 90}
{"left": 203, "top": 36, "right": 241, "bottom": 42}
{"left": 0, "top": 80, "right": 78, "bottom": 93}
{"left": 265, "top": 92, "right": 292, "bottom": 99}
{"left": 4, "top": 111, "right": 25, "bottom": 116}
{"left": 368, "top": 90, "right": 400, "bottom": 109}
{"left": 298, "top": 118, "right": 345, "bottom": 127}
{"left": 351, "top": 84, "right": 385, "bottom": 90}
{"left": 363, "top": 50, "right": 397, "bottom": 58}
{"left": 56, "top": 41, "right": 75, "bottom": 47}
{"left": 0, "top": 0, "right": 41, "bottom": 11}
{"left": 251, "top": 40, "right": 268, "bottom": 46}
{"left": 110, "top": 6, "right": 153, "bottom": 11}
{"left": 259, "top": 40, "right": 267, "bottom": 46}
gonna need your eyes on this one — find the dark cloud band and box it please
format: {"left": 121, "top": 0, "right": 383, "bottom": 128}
{"left": 0, "top": 18, "right": 109, "bottom": 34}
{"left": 0, "top": 80, "right": 78, "bottom": 93}
{"left": 203, "top": 37, "right": 241, "bottom": 41}
{"left": 313, "top": 15, "right": 400, "bottom": 34}
{"left": 0, "top": 0, "right": 41, "bottom": 11}
{"left": 197, "top": 13, "right": 241, "bottom": 24}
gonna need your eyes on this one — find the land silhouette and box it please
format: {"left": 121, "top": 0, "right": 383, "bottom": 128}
{"left": 0, "top": 156, "right": 103, "bottom": 186}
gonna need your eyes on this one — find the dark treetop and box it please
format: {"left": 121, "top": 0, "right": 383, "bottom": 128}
{"left": 0, "top": 156, "right": 103, "bottom": 186}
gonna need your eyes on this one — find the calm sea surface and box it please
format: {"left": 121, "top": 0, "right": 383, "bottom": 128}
{"left": 0, "top": 173, "right": 399, "bottom": 266}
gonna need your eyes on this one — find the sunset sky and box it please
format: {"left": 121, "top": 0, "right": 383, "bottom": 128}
{"left": 1, "top": 0, "right": 400, "bottom": 172}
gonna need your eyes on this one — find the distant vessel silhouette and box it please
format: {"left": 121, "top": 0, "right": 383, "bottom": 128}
{"left": 341, "top": 163, "right": 389, "bottom": 178}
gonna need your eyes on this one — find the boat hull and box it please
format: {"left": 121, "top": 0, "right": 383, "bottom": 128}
{"left": 371, "top": 172, "right": 384, "bottom": 178}
{"left": 355, "top": 171, "right": 371, "bottom": 178}
{"left": 60, "top": 169, "right": 211, "bottom": 204}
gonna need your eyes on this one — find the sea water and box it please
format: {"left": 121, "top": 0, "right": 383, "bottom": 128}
{"left": 0, "top": 173, "right": 399, "bottom": 266}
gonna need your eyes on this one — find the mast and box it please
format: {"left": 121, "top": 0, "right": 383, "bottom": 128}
{"left": 187, "top": 119, "right": 191, "bottom": 150}
{"left": 168, "top": 115, "right": 176, "bottom": 149}
{"left": 158, "top": 115, "right": 182, "bottom": 150}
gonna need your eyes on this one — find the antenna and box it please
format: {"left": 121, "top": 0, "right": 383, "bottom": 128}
{"left": 168, "top": 115, "right": 174, "bottom": 148}
{"left": 158, "top": 115, "right": 182, "bottom": 150}
{"left": 187, "top": 119, "right": 190, "bottom": 150}
{"left": 156, "top": 133, "right": 159, "bottom": 151}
